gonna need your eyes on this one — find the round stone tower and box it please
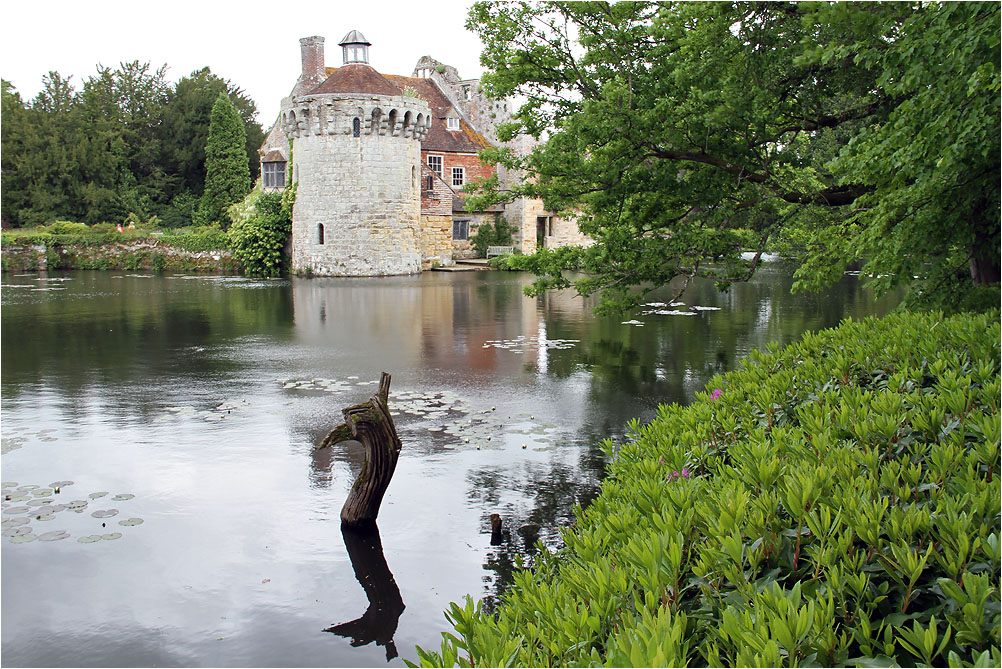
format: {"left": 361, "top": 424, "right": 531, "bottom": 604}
{"left": 282, "top": 31, "right": 432, "bottom": 276}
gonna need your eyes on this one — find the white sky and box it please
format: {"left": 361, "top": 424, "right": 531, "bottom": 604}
{"left": 1, "top": 0, "right": 487, "bottom": 127}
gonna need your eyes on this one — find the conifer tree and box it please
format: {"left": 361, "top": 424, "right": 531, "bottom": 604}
{"left": 200, "top": 92, "right": 250, "bottom": 227}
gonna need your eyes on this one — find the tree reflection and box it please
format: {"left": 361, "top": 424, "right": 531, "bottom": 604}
{"left": 325, "top": 522, "right": 405, "bottom": 662}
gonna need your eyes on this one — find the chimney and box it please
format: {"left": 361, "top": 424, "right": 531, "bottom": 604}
{"left": 296, "top": 36, "right": 325, "bottom": 94}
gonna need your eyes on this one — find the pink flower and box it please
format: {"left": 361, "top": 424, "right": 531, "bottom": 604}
{"left": 711, "top": 388, "right": 723, "bottom": 401}
{"left": 681, "top": 467, "right": 691, "bottom": 478}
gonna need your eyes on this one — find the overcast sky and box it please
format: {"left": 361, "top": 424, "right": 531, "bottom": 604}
{"left": 1, "top": 0, "right": 487, "bottom": 127}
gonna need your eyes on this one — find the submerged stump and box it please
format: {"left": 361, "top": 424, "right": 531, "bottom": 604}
{"left": 318, "top": 372, "right": 402, "bottom": 526}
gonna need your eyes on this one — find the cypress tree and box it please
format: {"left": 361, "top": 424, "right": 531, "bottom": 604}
{"left": 200, "top": 92, "right": 250, "bottom": 227}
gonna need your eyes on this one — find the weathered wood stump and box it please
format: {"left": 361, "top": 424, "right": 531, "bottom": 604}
{"left": 317, "top": 372, "right": 402, "bottom": 526}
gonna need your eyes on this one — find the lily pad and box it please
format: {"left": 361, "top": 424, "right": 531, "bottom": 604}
{"left": 77, "top": 535, "right": 102, "bottom": 543}
{"left": 49, "top": 480, "right": 74, "bottom": 488}
{"left": 4, "top": 494, "right": 30, "bottom": 503}
{"left": 67, "top": 500, "right": 88, "bottom": 510}
{"left": 92, "top": 509, "right": 119, "bottom": 518}
{"left": 112, "top": 494, "right": 135, "bottom": 501}
{"left": 88, "top": 492, "right": 109, "bottom": 500}
{"left": 119, "top": 517, "right": 144, "bottom": 526}
{"left": 101, "top": 532, "right": 122, "bottom": 541}
{"left": 34, "top": 514, "right": 56, "bottom": 522}
{"left": 1, "top": 482, "right": 17, "bottom": 488}
{"left": 1, "top": 517, "right": 29, "bottom": 528}
{"left": 10, "top": 533, "right": 37, "bottom": 543}
{"left": 16, "top": 485, "right": 39, "bottom": 492}
{"left": 32, "top": 488, "right": 54, "bottom": 497}
{"left": 27, "top": 499, "right": 53, "bottom": 507}
{"left": 38, "top": 530, "right": 70, "bottom": 542}
{"left": 2, "top": 506, "right": 30, "bottom": 515}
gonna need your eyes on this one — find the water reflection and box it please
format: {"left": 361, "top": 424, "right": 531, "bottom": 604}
{"left": 326, "top": 523, "right": 405, "bottom": 662}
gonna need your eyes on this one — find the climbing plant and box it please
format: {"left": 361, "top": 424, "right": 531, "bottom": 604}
{"left": 228, "top": 186, "right": 294, "bottom": 277}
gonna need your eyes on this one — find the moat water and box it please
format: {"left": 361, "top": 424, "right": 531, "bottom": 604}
{"left": 1, "top": 268, "right": 900, "bottom": 667}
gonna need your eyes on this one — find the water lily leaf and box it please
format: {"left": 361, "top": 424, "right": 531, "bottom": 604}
{"left": 49, "top": 481, "right": 74, "bottom": 488}
{"left": 101, "top": 532, "right": 123, "bottom": 541}
{"left": 32, "top": 488, "right": 54, "bottom": 497}
{"left": 38, "top": 530, "right": 70, "bottom": 542}
{"left": 10, "top": 533, "right": 37, "bottom": 543}
{"left": 112, "top": 494, "right": 135, "bottom": 501}
{"left": 88, "top": 492, "right": 109, "bottom": 499}
{"left": 1, "top": 482, "right": 17, "bottom": 488}
{"left": 1, "top": 517, "right": 29, "bottom": 528}
{"left": 27, "top": 499, "right": 53, "bottom": 507}
{"left": 67, "top": 500, "right": 88, "bottom": 509}
{"left": 2, "top": 506, "right": 30, "bottom": 515}
{"left": 16, "top": 485, "right": 39, "bottom": 491}
{"left": 92, "top": 509, "right": 119, "bottom": 518}
{"left": 119, "top": 518, "right": 144, "bottom": 526}
{"left": 77, "top": 535, "right": 102, "bottom": 543}
{"left": 34, "top": 514, "right": 55, "bottom": 522}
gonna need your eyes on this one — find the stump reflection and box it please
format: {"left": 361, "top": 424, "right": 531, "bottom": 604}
{"left": 325, "top": 522, "right": 405, "bottom": 661}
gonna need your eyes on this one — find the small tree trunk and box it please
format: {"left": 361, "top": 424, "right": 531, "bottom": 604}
{"left": 318, "top": 372, "right": 402, "bottom": 526}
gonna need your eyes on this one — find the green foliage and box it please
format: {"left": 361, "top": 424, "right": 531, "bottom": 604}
{"left": 227, "top": 187, "right": 294, "bottom": 277}
{"left": 199, "top": 93, "right": 251, "bottom": 228}
{"left": 1, "top": 62, "right": 262, "bottom": 230}
{"left": 470, "top": 217, "right": 516, "bottom": 258}
{"left": 413, "top": 310, "right": 1001, "bottom": 668}
{"left": 465, "top": 1, "right": 1000, "bottom": 313}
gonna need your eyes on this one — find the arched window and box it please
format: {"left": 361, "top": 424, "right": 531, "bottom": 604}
{"left": 426, "top": 175, "right": 434, "bottom": 191}
{"left": 402, "top": 111, "right": 411, "bottom": 135}
{"left": 352, "top": 117, "right": 360, "bottom": 137}
{"left": 318, "top": 224, "right": 325, "bottom": 245}
{"left": 371, "top": 108, "right": 382, "bottom": 134}
{"left": 388, "top": 109, "right": 397, "bottom": 135}
{"left": 412, "top": 165, "right": 416, "bottom": 188}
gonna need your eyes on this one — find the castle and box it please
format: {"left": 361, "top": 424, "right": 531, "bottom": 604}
{"left": 258, "top": 30, "right": 591, "bottom": 276}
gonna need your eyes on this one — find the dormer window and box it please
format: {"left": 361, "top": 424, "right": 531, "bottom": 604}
{"left": 339, "top": 30, "right": 371, "bottom": 64}
{"left": 446, "top": 117, "right": 460, "bottom": 131}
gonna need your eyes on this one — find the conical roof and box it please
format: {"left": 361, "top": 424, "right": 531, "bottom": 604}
{"left": 309, "top": 64, "right": 399, "bottom": 96}
{"left": 339, "top": 30, "right": 370, "bottom": 46}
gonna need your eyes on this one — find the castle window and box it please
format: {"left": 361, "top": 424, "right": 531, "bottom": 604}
{"left": 427, "top": 155, "right": 442, "bottom": 177}
{"left": 352, "top": 117, "right": 360, "bottom": 137}
{"left": 452, "top": 219, "right": 470, "bottom": 241}
{"left": 446, "top": 117, "right": 460, "bottom": 131}
{"left": 263, "top": 161, "right": 287, "bottom": 189}
{"left": 452, "top": 167, "right": 465, "bottom": 187}
{"left": 426, "top": 175, "right": 434, "bottom": 191}
{"left": 318, "top": 224, "right": 325, "bottom": 245}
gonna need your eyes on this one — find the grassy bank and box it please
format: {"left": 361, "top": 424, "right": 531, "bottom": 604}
{"left": 413, "top": 310, "right": 1000, "bottom": 667}
{"left": 1, "top": 223, "right": 236, "bottom": 273}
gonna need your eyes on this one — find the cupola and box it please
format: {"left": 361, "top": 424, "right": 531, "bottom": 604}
{"left": 339, "top": 30, "right": 371, "bottom": 64}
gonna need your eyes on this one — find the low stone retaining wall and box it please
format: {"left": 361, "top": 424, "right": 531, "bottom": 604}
{"left": 1, "top": 240, "right": 240, "bottom": 273}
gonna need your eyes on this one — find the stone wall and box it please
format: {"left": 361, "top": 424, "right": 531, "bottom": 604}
{"left": 285, "top": 92, "right": 432, "bottom": 276}
{"left": 1, "top": 241, "right": 238, "bottom": 273}
{"left": 420, "top": 214, "right": 453, "bottom": 268}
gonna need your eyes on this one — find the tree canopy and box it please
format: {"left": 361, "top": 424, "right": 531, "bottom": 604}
{"left": 466, "top": 1, "right": 1000, "bottom": 313}
{"left": 1, "top": 64, "right": 264, "bottom": 228}
{"left": 200, "top": 93, "right": 251, "bottom": 227}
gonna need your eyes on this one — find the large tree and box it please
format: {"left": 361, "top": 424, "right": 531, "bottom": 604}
{"left": 159, "top": 67, "right": 264, "bottom": 201}
{"left": 200, "top": 92, "right": 251, "bottom": 227}
{"left": 467, "top": 1, "right": 1000, "bottom": 313}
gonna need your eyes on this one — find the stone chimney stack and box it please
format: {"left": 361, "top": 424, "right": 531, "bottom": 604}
{"left": 295, "top": 36, "right": 325, "bottom": 95}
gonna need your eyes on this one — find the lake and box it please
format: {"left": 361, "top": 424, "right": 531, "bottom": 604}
{"left": 1, "top": 267, "right": 900, "bottom": 667}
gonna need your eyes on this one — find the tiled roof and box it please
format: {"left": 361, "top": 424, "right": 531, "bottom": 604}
{"left": 309, "top": 63, "right": 399, "bottom": 96}
{"left": 383, "top": 74, "right": 492, "bottom": 153}
{"left": 309, "top": 66, "right": 493, "bottom": 154}
{"left": 262, "top": 150, "right": 286, "bottom": 162}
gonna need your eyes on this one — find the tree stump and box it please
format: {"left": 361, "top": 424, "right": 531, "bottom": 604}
{"left": 318, "top": 372, "right": 402, "bottom": 526}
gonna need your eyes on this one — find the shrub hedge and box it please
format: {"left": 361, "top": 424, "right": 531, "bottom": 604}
{"left": 412, "top": 310, "right": 1001, "bottom": 668}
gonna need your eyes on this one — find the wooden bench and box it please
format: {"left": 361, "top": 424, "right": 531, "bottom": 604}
{"left": 486, "top": 245, "right": 515, "bottom": 259}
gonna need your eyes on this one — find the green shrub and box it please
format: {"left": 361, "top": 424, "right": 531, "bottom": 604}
{"left": 228, "top": 187, "right": 293, "bottom": 277}
{"left": 413, "top": 310, "right": 1001, "bottom": 668}
{"left": 470, "top": 218, "right": 516, "bottom": 258}
{"left": 159, "top": 228, "right": 230, "bottom": 253}
{"left": 46, "top": 221, "right": 90, "bottom": 235}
